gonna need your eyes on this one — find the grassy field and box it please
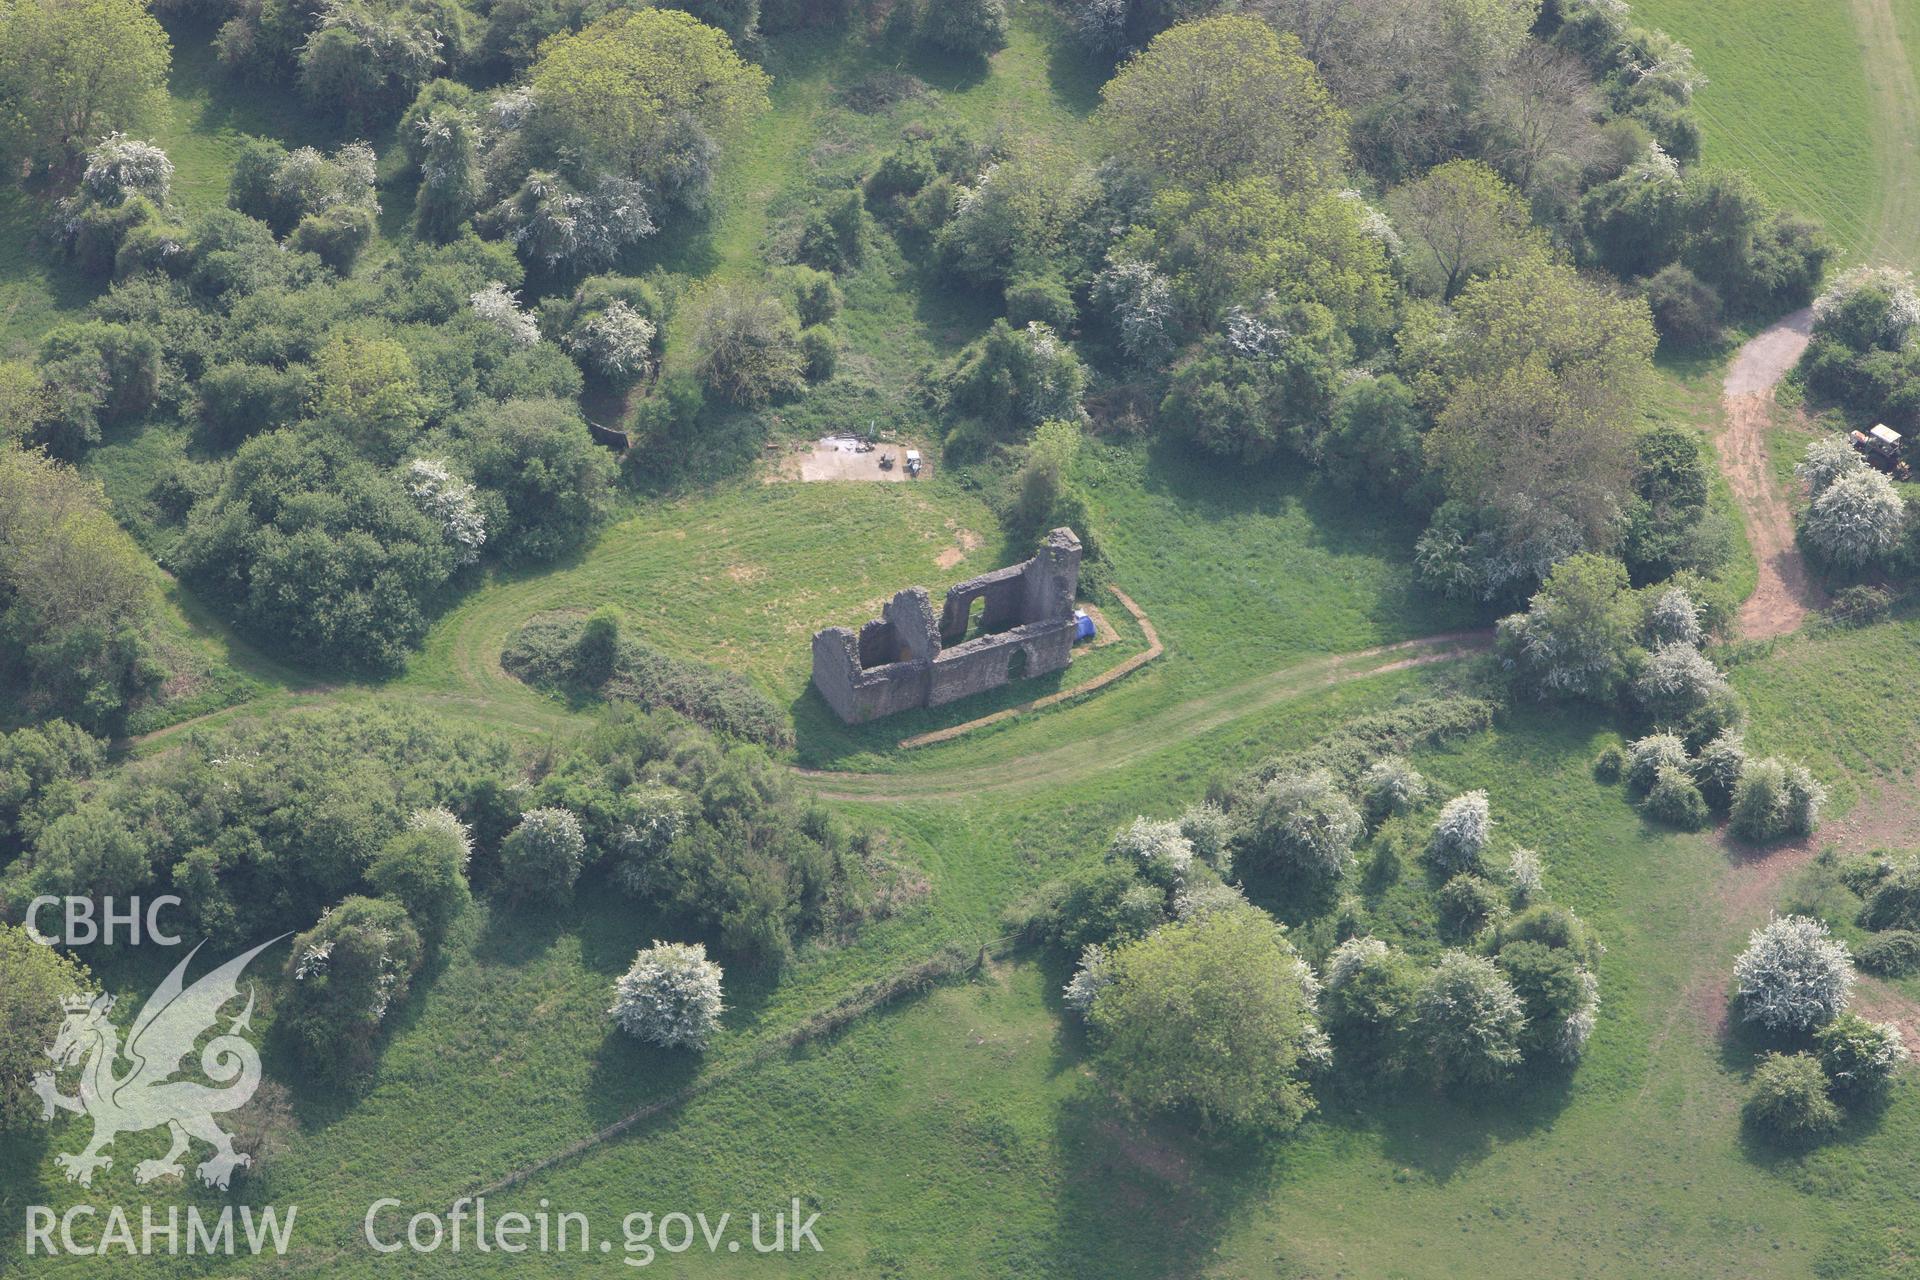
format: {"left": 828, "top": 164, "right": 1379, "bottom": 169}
{"left": 1634, "top": 0, "right": 1920, "bottom": 268}
{"left": 15, "top": 3, "right": 1920, "bottom": 1278}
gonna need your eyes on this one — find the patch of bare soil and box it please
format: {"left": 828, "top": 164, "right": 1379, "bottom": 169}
{"left": 934, "top": 525, "right": 983, "bottom": 570}
{"left": 767, "top": 436, "right": 929, "bottom": 484}
{"left": 1718, "top": 309, "right": 1825, "bottom": 640}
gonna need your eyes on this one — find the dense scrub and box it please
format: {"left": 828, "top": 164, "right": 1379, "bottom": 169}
{"left": 503, "top": 610, "right": 792, "bottom": 747}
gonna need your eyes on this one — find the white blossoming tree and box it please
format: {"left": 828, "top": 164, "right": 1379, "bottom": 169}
{"left": 1734, "top": 915, "right": 1854, "bottom": 1033}
{"left": 1417, "top": 950, "right": 1526, "bottom": 1087}
{"left": 79, "top": 133, "right": 173, "bottom": 205}
{"left": 470, "top": 282, "right": 540, "bottom": 348}
{"left": 1624, "top": 732, "right": 1689, "bottom": 794}
{"left": 497, "top": 807, "right": 585, "bottom": 906}
{"left": 1644, "top": 585, "right": 1704, "bottom": 648}
{"left": 1795, "top": 434, "right": 1867, "bottom": 500}
{"left": 1239, "top": 769, "right": 1363, "bottom": 881}
{"left": 1802, "top": 467, "right": 1905, "bottom": 568}
{"left": 404, "top": 458, "right": 487, "bottom": 566}
{"left": 610, "top": 941, "right": 724, "bottom": 1050}
{"left": 1633, "top": 642, "right": 1729, "bottom": 721}
{"left": 1107, "top": 816, "right": 1193, "bottom": 889}
{"left": 1427, "top": 790, "right": 1492, "bottom": 873}
{"left": 563, "top": 299, "right": 658, "bottom": 384}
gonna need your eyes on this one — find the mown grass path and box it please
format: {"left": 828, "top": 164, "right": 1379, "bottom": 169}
{"left": 1852, "top": 0, "right": 1920, "bottom": 265}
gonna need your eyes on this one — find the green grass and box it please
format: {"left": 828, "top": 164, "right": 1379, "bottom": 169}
{"left": 17, "top": 4, "right": 1920, "bottom": 1277}
{"left": 1634, "top": 0, "right": 1892, "bottom": 263}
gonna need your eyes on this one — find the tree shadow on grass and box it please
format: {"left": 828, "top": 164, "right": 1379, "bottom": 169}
{"left": 1333, "top": 1064, "right": 1580, "bottom": 1184}
{"left": 1046, "top": 1092, "right": 1281, "bottom": 1279}
{"left": 162, "top": 15, "right": 368, "bottom": 154}
{"left": 0, "top": 1128, "right": 52, "bottom": 1258}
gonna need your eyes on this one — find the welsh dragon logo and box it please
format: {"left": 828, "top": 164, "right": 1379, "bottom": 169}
{"left": 32, "top": 937, "right": 286, "bottom": 1190}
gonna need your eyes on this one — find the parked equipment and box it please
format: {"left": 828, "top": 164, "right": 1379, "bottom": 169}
{"left": 905, "top": 449, "right": 922, "bottom": 478}
{"left": 1851, "top": 424, "right": 1912, "bottom": 480}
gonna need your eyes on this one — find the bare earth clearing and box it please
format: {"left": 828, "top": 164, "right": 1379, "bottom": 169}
{"left": 1718, "top": 308, "right": 1823, "bottom": 639}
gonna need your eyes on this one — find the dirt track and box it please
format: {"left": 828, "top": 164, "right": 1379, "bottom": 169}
{"left": 1717, "top": 309, "right": 1823, "bottom": 640}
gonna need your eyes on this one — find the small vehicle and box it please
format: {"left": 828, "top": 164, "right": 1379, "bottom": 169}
{"left": 1851, "top": 424, "right": 1912, "bottom": 480}
{"left": 904, "top": 449, "right": 922, "bottom": 478}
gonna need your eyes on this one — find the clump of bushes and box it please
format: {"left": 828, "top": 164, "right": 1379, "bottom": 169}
{"left": 501, "top": 612, "right": 790, "bottom": 747}
{"left": 1744, "top": 1052, "right": 1841, "bottom": 1144}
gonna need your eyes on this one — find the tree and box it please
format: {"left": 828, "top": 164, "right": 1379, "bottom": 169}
{"left": 1416, "top": 950, "right": 1526, "bottom": 1087}
{"left": 1633, "top": 642, "right": 1729, "bottom": 723}
{"left": 944, "top": 320, "right": 1089, "bottom": 436}
{"left": 528, "top": 9, "right": 770, "bottom": 193}
{"left": 610, "top": 940, "right": 725, "bottom": 1050}
{"left": 281, "top": 895, "right": 423, "bottom": 1081}
{"left": 1795, "top": 434, "right": 1867, "bottom": 499}
{"left": 1086, "top": 908, "right": 1327, "bottom": 1132}
{"left": 1360, "top": 755, "right": 1429, "bottom": 823}
{"left": 1624, "top": 732, "right": 1688, "bottom": 794}
{"left": 1427, "top": 790, "right": 1492, "bottom": 873}
{"left": 1802, "top": 468, "right": 1905, "bottom": 569}
{"left": 1744, "top": 1052, "right": 1840, "bottom": 1144}
{"left": 0, "top": 0, "right": 170, "bottom": 172}
{"left": 367, "top": 824, "right": 472, "bottom": 940}
{"left": 313, "top": 332, "right": 426, "bottom": 460}
{"left": 1420, "top": 259, "right": 1657, "bottom": 588}
{"left": 458, "top": 397, "right": 616, "bottom": 563}
{"left": 1135, "top": 179, "right": 1395, "bottom": 334}
{"left": 1097, "top": 17, "right": 1346, "bottom": 196}
{"left": 1644, "top": 764, "right": 1709, "bottom": 830}
{"left": 1320, "top": 935, "right": 1418, "bottom": 1063}
{"left": 76, "top": 133, "right": 173, "bottom": 206}
{"left": 0, "top": 448, "right": 164, "bottom": 730}
{"left": 574, "top": 605, "right": 624, "bottom": 686}
{"left": 1691, "top": 730, "right": 1747, "bottom": 811}
{"left": 1044, "top": 860, "right": 1166, "bottom": 952}
{"left": 1477, "top": 40, "right": 1600, "bottom": 197}
{"left": 486, "top": 170, "right": 657, "bottom": 275}
{"left": 1861, "top": 857, "right": 1920, "bottom": 932}
{"left": 1729, "top": 757, "right": 1824, "bottom": 843}
{"left": 1643, "top": 264, "right": 1723, "bottom": 349}
{"left": 1494, "top": 553, "right": 1638, "bottom": 701}
{"left": 1813, "top": 1012, "right": 1907, "bottom": 1098}
{"left": 921, "top": 0, "right": 1007, "bottom": 57}
{"left": 497, "top": 807, "right": 586, "bottom": 905}
{"left": 0, "top": 924, "right": 93, "bottom": 1129}
{"left": 1644, "top": 584, "right": 1704, "bottom": 648}
{"left": 1236, "top": 769, "right": 1362, "bottom": 882}
{"left": 1733, "top": 915, "right": 1853, "bottom": 1034}
{"left": 563, "top": 300, "right": 657, "bottom": 384}
{"left": 1387, "top": 160, "right": 1542, "bottom": 300}
{"left": 176, "top": 431, "right": 456, "bottom": 672}
{"left": 1498, "top": 938, "right": 1599, "bottom": 1063}
{"left": 414, "top": 108, "right": 484, "bottom": 242}
{"left": 691, "top": 285, "right": 806, "bottom": 406}
{"left": 1012, "top": 418, "right": 1085, "bottom": 533}
{"left": 1505, "top": 847, "right": 1545, "bottom": 906}
{"left": 1319, "top": 372, "right": 1423, "bottom": 499}
{"left": 1106, "top": 816, "right": 1194, "bottom": 890}
{"left": 937, "top": 145, "right": 1097, "bottom": 292}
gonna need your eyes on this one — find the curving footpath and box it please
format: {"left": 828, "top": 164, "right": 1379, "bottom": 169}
{"left": 1718, "top": 309, "right": 1823, "bottom": 640}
